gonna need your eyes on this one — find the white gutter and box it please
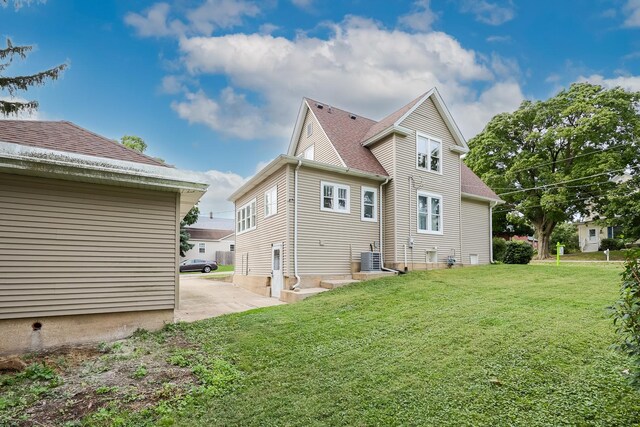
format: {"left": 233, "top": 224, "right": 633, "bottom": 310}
{"left": 489, "top": 200, "right": 498, "bottom": 262}
{"left": 292, "top": 160, "right": 302, "bottom": 290}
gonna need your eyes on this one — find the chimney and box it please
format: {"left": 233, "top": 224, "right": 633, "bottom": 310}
{"left": 209, "top": 211, "right": 213, "bottom": 219}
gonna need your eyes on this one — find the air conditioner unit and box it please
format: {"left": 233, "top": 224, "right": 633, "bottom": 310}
{"left": 361, "top": 252, "right": 381, "bottom": 272}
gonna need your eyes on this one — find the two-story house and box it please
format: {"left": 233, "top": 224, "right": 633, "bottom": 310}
{"left": 228, "top": 88, "right": 502, "bottom": 300}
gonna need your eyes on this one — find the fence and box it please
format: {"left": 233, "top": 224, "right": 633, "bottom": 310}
{"left": 215, "top": 251, "right": 234, "bottom": 266}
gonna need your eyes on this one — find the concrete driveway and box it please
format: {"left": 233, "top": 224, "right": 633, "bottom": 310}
{"left": 175, "top": 276, "right": 284, "bottom": 322}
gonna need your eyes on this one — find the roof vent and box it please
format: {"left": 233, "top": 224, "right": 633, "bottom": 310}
{"left": 328, "top": 106, "right": 332, "bottom": 113}
{"left": 350, "top": 114, "right": 357, "bottom": 120}
{"left": 316, "top": 103, "right": 323, "bottom": 109}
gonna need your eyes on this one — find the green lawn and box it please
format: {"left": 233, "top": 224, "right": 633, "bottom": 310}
{"left": 3, "top": 264, "right": 640, "bottom": 426}
{"left": 179, "top": 264, "right": 234, "bottom": 274}
{"left": 560, "top": 250, "right": 629, "bottom": 261}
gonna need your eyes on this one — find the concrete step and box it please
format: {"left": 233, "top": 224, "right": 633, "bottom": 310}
{"left": 319, "top": 279, "right": 360, "bottom": 289}
{"left": 279, "top": 287, "right": 329, "bottom": 303}
{"left": 352, "top": 271, "right": 398, "bottom": 281}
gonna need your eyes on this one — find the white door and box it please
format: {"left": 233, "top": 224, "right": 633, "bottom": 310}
{"left": 470, "top": 254, "right": 479, "bottom": 265}
{"left": 271, "top": 243, "right": 283, "bottom": 298}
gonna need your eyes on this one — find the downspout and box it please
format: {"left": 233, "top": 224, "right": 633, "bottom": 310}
{"left": 378, "top": 178, "right": 395, "bottom": 273}
{"left": 489, "top": 201, "right": 497, "bottom": 263}
{"left": 292, "top": 160, "right": 303, "bottom": 290}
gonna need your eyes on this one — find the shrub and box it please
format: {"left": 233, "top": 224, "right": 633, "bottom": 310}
{"left": 611, "top": 249, "right": 640, "bottom": 387}
{"left": 492, "top": 237, "right": 507, "bottom": 262}
{"left": 600, "top": 238, "right": 625, "bottom": 251}
{"left": 503, "top": 241, "right": 534, "bottom": 264}
{"left": 550, "top": 222, "right": 579, "bottom": 254}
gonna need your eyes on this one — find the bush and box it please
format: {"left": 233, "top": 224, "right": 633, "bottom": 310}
{"left": 600, "top": 238, "right": 625, "bottom": 251}
{"left": 550, "top": 223, "right": 579, "bottom": 254}
{"left": 503, "top": 241, "right": 534, "bottom": 264}
{"left": 611, "top": 249, "right": 640, "bottom": 387}
{"left": 492, "top": 237, "right": 507, "bottom": 262}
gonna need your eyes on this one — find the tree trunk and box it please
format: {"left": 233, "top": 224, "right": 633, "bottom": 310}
{"left": 538, "top": 231, "right": 551, "bottom": 259}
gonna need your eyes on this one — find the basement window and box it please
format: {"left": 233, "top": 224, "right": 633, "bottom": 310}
{"left": 237, "top": 199, "right": 256, "bottom": 235}
{"left": 321, "top": 181, "right": 350, "bottom": 214}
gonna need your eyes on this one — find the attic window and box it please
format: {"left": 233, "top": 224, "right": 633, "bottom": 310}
{"left": 306, "top": 122, "right": 313, "bottom": 137}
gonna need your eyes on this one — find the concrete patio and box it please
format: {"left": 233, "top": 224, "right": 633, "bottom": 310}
{"left": 175, "top": 275, "right": 284, "bottom": 322}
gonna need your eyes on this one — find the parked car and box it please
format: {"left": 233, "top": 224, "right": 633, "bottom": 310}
{"left": 179, "top": 259, "right": 218, "bottom": 273}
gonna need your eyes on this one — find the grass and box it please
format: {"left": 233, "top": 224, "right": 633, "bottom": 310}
{"left": 3, "top": 264, "right": 640, "bottom": 426}
{"left": 179, "top": 264, "right": 234, "bottom": 274}
{"left": 559, "top": 250, "right": 629, "bottom": 261}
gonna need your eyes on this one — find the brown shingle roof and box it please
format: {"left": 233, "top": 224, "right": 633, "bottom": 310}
{"left": 360, "top": 92, "right": 427, "bottom": 141}
{"left": 185, "top": 228, "right": 234, "bottom": 241}
{"left": 461, "top": 163, "right": 501, "bottom": 201}
{"left": 304, "top": 98, "right": 388, "bottom": 176}
{"left": 0, "top": 120, "right": 167, "bottom": 167}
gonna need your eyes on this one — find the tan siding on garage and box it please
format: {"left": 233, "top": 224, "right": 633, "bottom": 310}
{"left": 394, "top": 97, "right": 463, "bottom": 266}
{"left": 461, "top": 198, "right": 491, "bottom": 265}
{"left": 0, "top": 173, "right": 178, "bottom": 319}
{"left": 234, "top": 165, "right": 290, "bottom": 277}
{"left": 294, "top": 109, "right": 343, "bottom": 167}
{"left": 297, "top": 167, "right": 380, "bottom": 275}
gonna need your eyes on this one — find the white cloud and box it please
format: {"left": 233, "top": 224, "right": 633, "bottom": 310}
{"left": 124, "top": 3, "right": 185, "bottom": 37}
{"left": 623, "top": 0, "right": 640, "bottom": 27}
{"left": 577, "top": 73, "right": 640, "bottom": 91}
{"left": 125, "top": 0, "right": 260, "bottom": 38}
{"left": 186, "top": 0, "right": 260, "bottom": 35}
{"left": 194, "top": 168, "right": 246, "bottom": 219}
{"left": 460, "top": 0, "right": 515, "bottom": 26}
{"left": 0, "top": 96, "right": 41, "bottom": 120}
{"left": 398, "top": 0, "right": 438, "bottom": 32}
{"left": 174, "top": 16, "right": 520, "bottom": 139}
{"left": 291, "top": 0, "right": 313, "bottom": 10}
{"left": 160, "top": 75, "right": 186, "bottom": 94}
{"left": 486, "top": 35, "right": 511, "bottom": 43}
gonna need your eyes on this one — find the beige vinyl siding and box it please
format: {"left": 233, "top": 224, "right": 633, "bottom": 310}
{"left": 235, "top": 165, "right": 290, "bottom": 277}
{"left": 0, "top": 173, "right": 178, "bottom": 319}
{"left": 294, "top": 109, "right": 343, "bottom": 167}
{"left": 394, "top": 97, "right": 462, "bottom": 265}
{"left": 369, "top": 135, "right": 396, "bottom": 265}
{"left": 461, "top": 198, "right": 491, "bottom": 264}
{"left": 297, "top": 167, "right": 380, "bottom": 275}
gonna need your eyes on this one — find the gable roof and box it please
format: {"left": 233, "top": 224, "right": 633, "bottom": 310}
{"left": 0, "top": 120, "right": 167, "bottom": 167}
{"left": 304, "top": 98, "right": 388, "bottom": 175}
{"left": 461, "top": 163, "right": 502, "bottom": 202}
{"left": 361, "top": 92, "right": 427, "bottom": 142}
{"left": 185, "top": 228, "right": 234, "bottom": 241}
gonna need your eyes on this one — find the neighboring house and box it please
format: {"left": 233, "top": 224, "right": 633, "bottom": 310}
{"left": 0, "top": 120, "right": 207, "bottom": 354}
{"left": 181, "top": 228, "right": 235, "bottom": 263}
{"left": 576, "top": 219, "right": 622, "bottom": 252}
{"left": 228, "top": 89, "right": 503, "bottom": 299}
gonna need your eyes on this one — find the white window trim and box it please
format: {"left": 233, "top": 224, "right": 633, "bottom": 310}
{"left": 236, "top": 198, "right": 257, "bottom": 236}
{"left": 361, "top": 186, "right": 377, "bottom": 222}
{"left": 320, "top": 181, "right": 351, "bottom": 214}
{"left": 306, "top": 122, "right": 313, "bottom": 137}
{"left": 416, "top": 131, "right": 443, "bottom": 175}
{"left": 198, "top": 242, "right": 206, "bottom": 254}
{"left": 417, "top": 191, "right": 443, "bottom": 235}
{"left": 264, "top": 185, "right": 278, "bottom": 218}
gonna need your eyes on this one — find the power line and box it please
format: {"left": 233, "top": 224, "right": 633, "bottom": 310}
{"left": 493, "top": 190, "right": 614, "bottom": 215}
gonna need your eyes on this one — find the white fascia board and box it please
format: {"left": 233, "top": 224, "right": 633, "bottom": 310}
{"left": 0, "top": 141, "right": 209, "bottom": 192}
{"left": 461, "top": 192, "right": 505, "bottom": 204}
{"left": 228, "top": 155, "right": 389, "bottom": 202}
{"left": 361, "top": 125, "right": 411, "bottom": 147}
{"left": 287, "top": 99, "right": 309, "bottom": 156}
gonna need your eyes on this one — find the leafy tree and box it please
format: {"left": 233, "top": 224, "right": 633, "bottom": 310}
{"left": 599, "top": 174, "right": 640, "bottom": 243}
{"left": 119, "top": 135, "right": 199, "bottom": 255}
{"left": 492, "top": 209, "right": 534, "bottom": 238}
{"left": 0, "top": 9, "right": 67, "bottom": 116}
{"left": 120, "top": 135, "right": 148, "bottom": 153}
{"left": 550, "top": 222, "right": 579, "bottom": 254}
{"left": 466, "top": 83, "right": 640, "bottom": 259}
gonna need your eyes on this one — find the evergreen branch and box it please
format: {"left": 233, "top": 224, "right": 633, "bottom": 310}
{"left": 0, "top": 99, "right": 38, "bottom": 116}
{"left": 0, "top": 38, "right": 32, "bottom": 61}
{"left": 0, "top": 62, "right": 67, "bottom": 95}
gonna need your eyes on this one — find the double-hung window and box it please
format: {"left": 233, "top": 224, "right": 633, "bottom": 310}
{"left": 361, "top": 186, "right": 377, "bottom": 222}
{"left": 236, "top": 199, "right": 256, "bottom": 234}
{"left": 417, "top": 192, "right": 443, "bottom": 234}
{"left": 198, "top": 242, "right": 206, "bottom": 254}
{"left": 417, "top": 133, "right": 442, "bottom": 173}
{"left": 320, "top": 181, "right": 350, "bottom": 213}
{"left": 264, "top": 186, "right": 278, "bottom": 218}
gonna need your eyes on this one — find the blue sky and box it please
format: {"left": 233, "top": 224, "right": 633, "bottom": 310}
{"left": 2, "top": 0, "right": 639, "bottom": 217}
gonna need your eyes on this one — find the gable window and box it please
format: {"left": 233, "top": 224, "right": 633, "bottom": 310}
{"left": 306, "top": 122, "right": 313, "bottom": 137}
{"left": 236, "top": 199, "right": 256, "bottom": 235}
{"left": 417, "top": 133, "right": 442, "bottom": 173}
{"left": 264, "top": 185, "right": 278, "bottom": 218}
{"left": 320, "top": 181, "right": 350, "bottom": 214}
{"left": 417, "top": 192, "right": 443, "bottom": 234}
{"left": 198, "top": 242, "right": 206, "bottom": 254}
{"left": 361, "top": 186, "right": 377, "bottom": 222}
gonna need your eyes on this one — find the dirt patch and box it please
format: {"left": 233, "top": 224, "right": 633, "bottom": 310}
{"left": 2, "top": 333, "right": 201, "bottom": 427}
